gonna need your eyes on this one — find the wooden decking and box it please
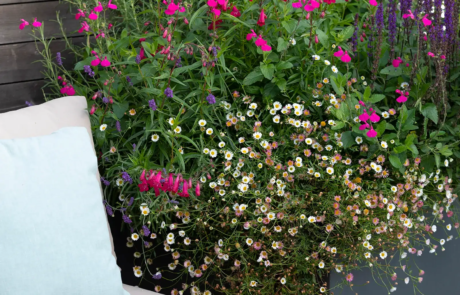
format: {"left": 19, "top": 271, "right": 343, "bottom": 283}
{"left": 0, "top": 0, "right": 81, "bottom": 112}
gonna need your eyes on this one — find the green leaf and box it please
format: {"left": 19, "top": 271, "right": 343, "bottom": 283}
{"left": 380, "top": 66, "right": 402, "bottom": 76}
{"left": 277, "top": 38, "right": 289, "bottom": 52}
{"left": 221, "top": 13, "right": 252, "bottom": 28}
{"left": 330, "top": 76, "right": 344, "bottom": 95}
{"left": 404, "top": 133, "right": 417, "bottom": 146}
{"left": 276, "top": 61, "right": 293, "bottom": 70}
{"left": 282, "top": 20, "right": 297, "bottom": 34}
{"left": 363, "top": 86, "right": 371, "bottom": 101}
{"left": 338, "top": 26, "right": 355, "bottom": 41}
{"left": 243, "top": 68, "right": 264, "bottom": 85}
{"left": 316, "top": 29, "right": 329, "bottom": 48}
{"left": 173, "top": 61, "right": 201, "bottom": 76}
{"left": 341, "top": 131, "right": 355, "bottom": 149}
{"left": 440, "top": 145, "right": 453, "bottom": 156}
{"left": 331, "top": 121, "right": 345, "bottom": 130}
{"left": 407, "top": 144, "right": 419, "bottom": 155}
{"left": 260, "top": 63, "right": 275, "bottom": 80}
{"left": 74, "top": 57, "right": 94, "bottom": 70}
{"left": 376, "top": 121, "right": 386, "bottom": 136}
{"left": 394, "top": 145, "right": 407, "bottom": 153}
{"left": 189, "top": 5, "right": 209, "bottom": 29}
{"left": 370, "top": 94, "right": 385, "bottom": 103}
{"left": 421, "top": 155, "right": 435, "bottom": 172}
{"left": 113, "top": 101, "right": 129, "bottom": 119}
{"left": 389, "top": 154, "right": 403, "bottom": 168}
{"left": 434, "top": 153, "right": 441, "bottom": 168}
{"left": 276, "top": 78, "right": 287, "bottom": 91}
{"left": 421, "top": 103, "right": 438, "bottom": 124}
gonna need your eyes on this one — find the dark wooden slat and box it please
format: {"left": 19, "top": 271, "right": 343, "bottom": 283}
{"left": 0, "top": 0, "right": 57, "bottom": 5}
{"left": 0, "top": 80, "right": 46, "bottom": 113}
{"left": 0, "top": 36, "right": 86, "bottom": 84}
{"left": 0, "top": 1, "right": 80, "bottom": 45}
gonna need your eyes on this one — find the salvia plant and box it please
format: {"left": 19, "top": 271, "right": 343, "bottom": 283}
{"left": 22, "top": 0, "right": 460, "bottom": 294}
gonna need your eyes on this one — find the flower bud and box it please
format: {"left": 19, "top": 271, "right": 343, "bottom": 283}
{"left": 306, "top": 13, "right": 310, "bottom": 20}
{"left": 315, "top": 35, "right": 319, "bottom": 43}
{"left": 184, "top": 17, "right": 189, "bottom": 24}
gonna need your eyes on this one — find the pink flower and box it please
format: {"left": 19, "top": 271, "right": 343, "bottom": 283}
{"left": 304, "top": 0, "right": 320, "bottom": 11}
{"left": 246, "top": 29, "right": 257, "bottom": 40}
{"left": 367, "top": 128, "right": 377, "bottom": 138}
{"left": 230, "top": 6, "right": 241, "bottom": 17}
{"left": 88, "top": 11, "right": 98, "bottom": 20}
{"left": 32, "top": 18, "right": 42, "bottom": 27}
{"left": 165, "top": 2, "right": 179, "bottom": 15}
{"left": 440, "top": 55, "right": 446, "bottom": 59}
{"left": 91, "top": 57, "right": 101, "bottom": 66}
{"left": 60, "top": 85, "right": 75, "bottom": 96}
{"left": 403, "top": 10, "right": 415, "bottom": 19}
{"left": 340, "top": 51, "right": 351, "bottom": 63}
{"left": 101, "top": 56, "right": 111, "bottom": 67}
{"left": 211, "top": 8, "right": 221, "bottom": 17}
{"left": 422, "top": 14, "right": 432, "bottom": 27}
{"left": 108, "top": 0, "right": 118, "bottom": 10}
{"left": 261, "top": 44, "right": 272, "bottom": 52}
{"left": 369, "top": 0, "right": 378, "bottom": 6}
{"left": 395, "top": 89, "right": 408, "bottom": 103}
{"left": 334, "top": 46, "right": 352, "bottom": 63}
{"left": 369, "top": 112, "right": 380, "bottom": 123}
{"left": 346, "top": 273, "right": 354, "bottom": 282}
{"left": 75, "top": 9, "right": 86, "bottom": 20}
{"left": 392, "top": 57, "right": 403, "bottom": 68}
{"left": 90, "top": 104, "right": 97, "bottom": 115}
{"left": 257, "top": 9, "right": 267, "bottom": 26}
{"left": 391, "top": 273, "right": 397, "bottom": 281}
{"left": 195, "top": 182, "right": 201, "bottom": 196}
{"left": 108, "top": 23, "right": 113, "bottom": 29}
{"left": 94, "top": 2, "right": 104, "bottom": 12}
{"left": 418, "top": 277, "right": 423, "bottom": 283}
{"left": 19, "top": 19, "right": 29, "bottom": 30}
{"left": 255, "top": 35, "right": 267, "bottom": 47}
{"left": 334, "top": 46, "right": 344, "bottom": 57}
{"left": 359, "top": 122, "right": 369, "bottom": 130}
{"left": 419, "top": 270, "right": 425, "bottom": 276}
{"left": 78, "top": 21, "right": 90, "bottom": 33}
{"left": 427, "top": 52, "right": 435, "bottom": 57}
{"left": 292, "top": 1, "right": 303, "bottom": 8}
{"left": 358, "top": 110, "right": 369, "bottom": 122}
{"left": 207, "top": 0, "right": 217, "bottom": 7}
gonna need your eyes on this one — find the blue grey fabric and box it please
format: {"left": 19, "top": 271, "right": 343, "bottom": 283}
{"left": 0, "top": 127, "right": 129, "bottom": 295}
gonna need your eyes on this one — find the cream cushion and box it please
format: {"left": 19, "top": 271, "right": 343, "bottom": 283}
{"left": 0, "top": 96, "right": 161, "bottom": 295}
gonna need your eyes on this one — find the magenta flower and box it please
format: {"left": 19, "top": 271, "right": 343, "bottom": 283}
{"left": 75, "top": 9, "right": 86, "bottom": 20}
{"left": 90, "top": 104, "right": 96, "bottom": 115}
{"left": 165, "top": 2, "right": 179, "bottom": 15}
{"left": 359, "top": 123, "right": 370, "bottom": 131}
{"left": 107, "top": 0, "right": 117, "bottom": 9}
{"left": 369, "top": 112, "right": 380, "bottom": 123}
{"left": 367, "top": 128, "right": 377, "bottom": 138}
{"left": 334, "top": 46, "right": 351, "bottom": 63}
{"left": 358, "top": 110, "right": 369, "bottom": 122}
{"left": 261, "top": 44, "right": 272, "bottom": 51}
{"left": 257, "top": 9, "right": 267, "bottom": 26}
{"left": 292, "top": 1, "right": 302, "bottom": 8}
{"left": 94, "top": 2, "right": 104, "bottom": 12}
{"left": 369, "top": 0, "right": 377, "bottom": 6}
{"left": 60, "top": 85, "right": 75, "bottom": 96}
{"left": 230, "top": 6, "right": 241, "bottom": 17}
{"left": 195, "top": 182, "right": 201, "bottom": 196}
{"left": 32, "top": 18, "right": 42, "bottom": 27}
{"left": 88, "top": 11, "right": 98, "bottom": 20}
{"left": 91, "top": 57, "right": 101, "bottom": 66}
{"left": 392, "top": 57, "right": 403, "bottom": 67}
{"left": 422, "top": 15, "right": 432, "bottom": 26}
{"left": 101, "top": 56, "right": 111, "bottom": 67}
{"left": 207, "top": 0, "right": 217, "bottom": 7}
{"left": 246, "top": 29, "right": 257, "bottom": 40}
{"left": 255, "top": 35, "right": 267, "bottom": 47}
{"left": 78, "top": 21, "right": 90, "bottom": 33}
{"left": 304, "top": 0, "right": 320, "bottom": 11}
{"left": 395, "top": 89, "right": 408, "bottom": 103}
{"left": 428, "top": 52, "right": 435, "bottom": 57}
{"left": 402, "top": 9, "right": 415, "bottom": 19}
{"left": 19, "top": 19, "right": 29, "bottom": 30}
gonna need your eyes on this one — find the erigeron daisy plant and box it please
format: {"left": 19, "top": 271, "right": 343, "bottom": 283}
{"left": 31, "top": 0, "right": 460, "bottom": 294}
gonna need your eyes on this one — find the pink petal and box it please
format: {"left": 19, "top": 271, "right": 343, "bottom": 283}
{"left": 370, "top": 112, "right": 380, "bottom": 123}
{"left": 261, "top": 44, "right": 272, "bottom": 52}
{"left": 292, "top": 1, "right": 303, "bottom": 8}
{"left": 207, "top": 0, "right": 217, "bottom": 7}
{"left": 67, "top": 87, "right": 75, "bottom": 96}
{"left": 255, "top": 36, "right": 267, "bottom": 47}
{"left": 367, "top": 128, "right": 377, "bottom": 138}
{"left": 369, "top": 0, "right": 378, "bottom": 6}
{"left": 358, "top": 111, "right": 369, "bottom": 122}
{"left": 334, "top": 47, "right": 344, "bottom": 57}
{"left": 179, "top": 6, "right": 185, "bottom": 12}
{"left": 359, "top": 123, "right": 369, "bottom": 131}
{"left": 101, "top": 57, "right": 111, "bottom": 67}
{"left": 91, "top": 58, "right": 101, "bottom": 67}
{"left": 212, "top": 8, "right": 221, "bottom": 17}
{"left": 195, "top": 182, "right": 201, "bottom": 196}
{"left": 94, "top": 2, "right": 104, "bottom": 12}
{"left": 422, "top": 15, "right": 432, "bottom": 26}
{"left": 32, "top": 19, "right": 42, "bottom": 27}
{"left": 396, "top": 95, "right": 408, "bottom": 103}
{"left": 88, "top": 12, "right": 98, "bottom": 20}
{"left": 341, "top": 52, "right": 351, "bottom": 63}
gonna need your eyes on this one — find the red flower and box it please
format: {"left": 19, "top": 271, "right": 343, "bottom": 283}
{"left": 257, "top": 9, "right": 267, "bottom": 26}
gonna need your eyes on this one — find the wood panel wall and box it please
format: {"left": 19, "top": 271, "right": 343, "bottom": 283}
{"left": 0, "top": 0, "right": 80, "bottom": 113}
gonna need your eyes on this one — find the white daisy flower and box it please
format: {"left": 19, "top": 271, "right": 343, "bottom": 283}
{"left": 151, "top": 134, "right": 160, "bottom": 142}
{"left": 100, "top": 124, "right": 108, "bottom": 131}
{"left": 331, "top": 66, "right": 338, "bottom": 73}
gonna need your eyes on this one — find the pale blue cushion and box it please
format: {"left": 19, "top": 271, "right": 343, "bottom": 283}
{"left": 0, "top": 127, "right": 129, "bottom": 295}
